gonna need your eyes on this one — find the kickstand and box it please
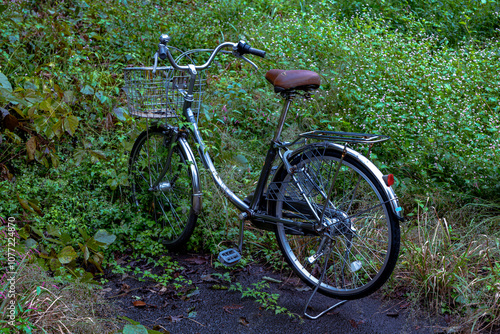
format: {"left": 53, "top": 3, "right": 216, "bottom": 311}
{"left": 303, "top": 248, "right": 348, "bottom": 319}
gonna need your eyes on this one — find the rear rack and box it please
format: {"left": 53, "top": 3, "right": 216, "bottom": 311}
{"left": 299, "top": 130, "right": 390, "bottom": 144}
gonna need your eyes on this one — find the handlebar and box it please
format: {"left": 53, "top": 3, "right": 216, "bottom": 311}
{"left": 155, "top": 34, "right": 265, "bottom": 72}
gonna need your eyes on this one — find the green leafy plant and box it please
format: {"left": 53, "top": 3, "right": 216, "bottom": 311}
{"left": 229, "top": 280, "right": 298, "bottom": 318}
{"left": 18, "top": 223, "right": 116, "bottom": 280}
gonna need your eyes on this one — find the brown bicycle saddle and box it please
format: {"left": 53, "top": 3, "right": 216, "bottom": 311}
{"left": 265, "top": 69, "right": 321, "bottom": 93}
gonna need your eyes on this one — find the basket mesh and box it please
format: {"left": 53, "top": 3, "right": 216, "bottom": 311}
{"left": 123, "top": 66, "right": 205, "bottom": 119}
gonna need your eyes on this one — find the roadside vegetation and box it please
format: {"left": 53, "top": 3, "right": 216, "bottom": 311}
{"left": 0, "top": 0, "right": 499, "bottom": 332}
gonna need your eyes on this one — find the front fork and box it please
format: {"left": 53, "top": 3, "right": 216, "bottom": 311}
{"left": 150, "top": 126, "right": 203, "bottom": 214}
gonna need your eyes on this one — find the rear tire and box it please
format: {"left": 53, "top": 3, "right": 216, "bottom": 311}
{"left": 269, "top": 145, "right": 400, "bottom": 300}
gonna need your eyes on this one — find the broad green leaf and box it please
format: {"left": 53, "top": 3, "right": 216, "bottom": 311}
{"left": 86, "top": 237, "right": 100, "bottom": 252}
{"left": 78, "top": 226, "right": 90, "bottom": 241}
{"left": 4, "top": 129, "right": 22, "bottom": 144}
{"left": 95, "top": 91, "right": 107, "bottom": 104}
{"left": 50, "top": 151, "right": 59, "bottom": 168}
{"left": 64, "top": 90, "right": 76, "bottom": 104}
{"left": 63, "top": 115, "right": 79, "bottom": 136}
{"left": 118, "top": 316, "right": 140, "bottom": 325}
{"left": 52, "top": 119, "right": 63, "bottom": 139}
{"left": 58, "top": 246, "right": 77, "bottom": 264}
{"left": 79, "top": 271, "right": 94, "bottom": 283}
{"left": 94, "top": 229, "right": 116, "bottom": 245}
{"left": 83, "top": 245, "right": 90, "bottom": 261}
{"left": 25, "top": 238, "right": 37, "bottom": 249}
{"left": 123, "top": 325, "right": 148, "bottom": 334}
{"left": 18, "top": 226, "right": 30, "bottom": 240}
{"left": 80, "top": 85, "right": 94, "bottom": 95}
{"left": 60, "top": 232, "right": 72, "bottom": 245}
{"left": 113, "top": 107, "right": 127, "bottom": 121}
{"left": 49, "top": 258, "right": 61, "bottom": 271}
{"left": 73, "top": 149, "right": 86, "bottom": 166}
{"left": 46, "top": 224, "right": 61, "bottom": 237}
{"left": 0, "top": 72, "right": 12, "bottom": 92}
{"left": 27, "top": 199, "right": 43, "bottom": 216}
{"left": 45, "top": 237, "right": 62, "bottom": 245}
{"left": 147, "top": 330, "right": 166, "bottom": 334}
{"left": 89, "top": 150, "right": 108, "bottom": 162}
{"left": 39, "top": 98, "right": 54, "bottom": 113}
{"left": 234, "top": 154, "right": 249, "bottom": 167}
{"left": 31, "top": 226, "right": 44, "bottom": 238}
{"left": 0, "top": 88, "right": 25, "bottom": 105}
{"left": 17, "top": 193, "right": 34, "bottom": 213}
{"left": 24, "top": 90, "right": 43, "bottom": 104}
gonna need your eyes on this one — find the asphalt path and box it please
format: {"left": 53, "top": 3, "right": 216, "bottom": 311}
{"left": 104, "top": 253, "right": 446, "bottom": 334}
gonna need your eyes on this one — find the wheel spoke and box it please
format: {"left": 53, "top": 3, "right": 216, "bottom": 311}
{"left": 272, "top": 146, "right": 399, "bottom": 299}
{"left": 129, "top": 129, "right": 197, "bottom": 249}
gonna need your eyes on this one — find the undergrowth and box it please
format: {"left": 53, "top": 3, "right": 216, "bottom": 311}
{"left": 0, "top": 0, "right": 498, "bottom": 332}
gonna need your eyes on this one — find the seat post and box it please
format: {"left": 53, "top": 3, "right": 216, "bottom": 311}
{"left": 273, "top": 92, "right": 294, "bottom": 142}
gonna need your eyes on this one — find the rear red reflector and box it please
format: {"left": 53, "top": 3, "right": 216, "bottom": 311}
{"left": 383, "top": 174, "right": 394, "bottom": 187}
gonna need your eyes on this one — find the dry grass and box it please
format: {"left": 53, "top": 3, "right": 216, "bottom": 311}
{"left": 396, "top": 198, "right": 500, "bottom": 333}
{"left": 2, "top": 260, "right": 118, "bottom": 334}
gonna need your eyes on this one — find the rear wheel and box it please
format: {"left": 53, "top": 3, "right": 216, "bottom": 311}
{"left": 129, "top": 128, "right": 197, "bottom": 249}
{"left": 269, "top": 146, "right": 400, "bottom": 300}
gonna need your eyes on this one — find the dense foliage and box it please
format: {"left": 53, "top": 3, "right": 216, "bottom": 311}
{"left": 0, "top": 0, "right": 499, "bottom": 332}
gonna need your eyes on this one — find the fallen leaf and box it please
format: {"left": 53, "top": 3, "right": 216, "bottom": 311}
{"left": 399, "top": 301, "right": 410, "bottom": 309}
{"left": 186, "top": 288, "right": 200, "bottom": 298}
{"left": 167, "top": 315, "right": 183, "bottom": 323}
{"left": 239, "top": 317, "right": 249, "bottom": 326}
{"left": 223, "top": 304, "right": 243, "bottom": 314}
{"left": 133, "top": 300, "right": 146, "bottom": 307}
{"left": 200, "top": 274, "right": 219, "bottom": 282}
{"left": 326, "top": 311, "right": 340, "bottom": 315}
{"left": 120, "top": 283, "right": 131, "bottom": 292}
{"left": 185, "top": 257, "right": 208, "bottom": 265}
{"left": 349, "top": 319, "right": 365, "bottom": 328}
{"left": 4, "top": 114, "right": 18, "bottom": 131}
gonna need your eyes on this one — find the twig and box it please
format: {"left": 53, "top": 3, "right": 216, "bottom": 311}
{"left": 108, "top": 285, "right": 156, "bottom": 298}
{"left": 187, "top": 317, "right": 205, "bottom": 327}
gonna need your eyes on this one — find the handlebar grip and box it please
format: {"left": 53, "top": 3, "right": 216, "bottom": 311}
{"left": 248, "top": 47, "right": 266, "bottom": 58}
{"left": 159, "top": 44, "right": 167, "bottom": 60}
{"left": 237, "top": 41, "right": 266, "bottom": 58}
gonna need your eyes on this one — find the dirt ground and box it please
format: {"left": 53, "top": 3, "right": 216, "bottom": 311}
{"left": 103, "top": 253, "right": 448, "bottom": 334}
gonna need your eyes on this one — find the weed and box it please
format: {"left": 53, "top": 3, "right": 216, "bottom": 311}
{"left": 398, "top": 199, "right": 500, "bottom": 332}
{"left": 229, "top": 280, "right": 297, "bottom": 318}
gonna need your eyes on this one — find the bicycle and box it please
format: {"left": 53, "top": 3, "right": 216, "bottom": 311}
{"left": 123, "top": 34, "right": 404, "bottom": 319}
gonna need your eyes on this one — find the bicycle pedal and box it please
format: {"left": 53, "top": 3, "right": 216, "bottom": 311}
{"left": 218, "top": 248, "right": 241, "bottom": 266}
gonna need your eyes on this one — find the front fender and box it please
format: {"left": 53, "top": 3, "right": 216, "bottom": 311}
{"left": 176, "top": 136, "right": 202, "bottom": 215}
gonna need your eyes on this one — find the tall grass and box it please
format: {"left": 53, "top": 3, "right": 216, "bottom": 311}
{"left": 397, "top": 199, "right": 500, "bottom": 332}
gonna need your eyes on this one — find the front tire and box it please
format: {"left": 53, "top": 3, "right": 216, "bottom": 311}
{"left": 129, "top": 127, "right": 197, "bottom": 249}
{"left": 269, "top": 145, "right": 400, "bottom": 300}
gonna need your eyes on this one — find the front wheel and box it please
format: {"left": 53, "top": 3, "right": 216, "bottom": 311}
{"left": 268, "top": 145, "right": 400, "bottom": 300}
{"left": 129, "top": 127, "right": 197, "bottom": 249}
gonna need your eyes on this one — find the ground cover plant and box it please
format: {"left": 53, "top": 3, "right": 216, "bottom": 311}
{"left": 0, "top": 0, "right": 499, "bottom": 332}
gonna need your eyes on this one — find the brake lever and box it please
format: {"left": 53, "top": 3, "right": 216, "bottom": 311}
{"left": 240, "top": 55, "right": 258, "bottom": 70}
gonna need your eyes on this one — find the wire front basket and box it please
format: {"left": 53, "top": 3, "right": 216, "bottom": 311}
{"left": 123, "top": 52, "right": 206, "bottom": 119}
